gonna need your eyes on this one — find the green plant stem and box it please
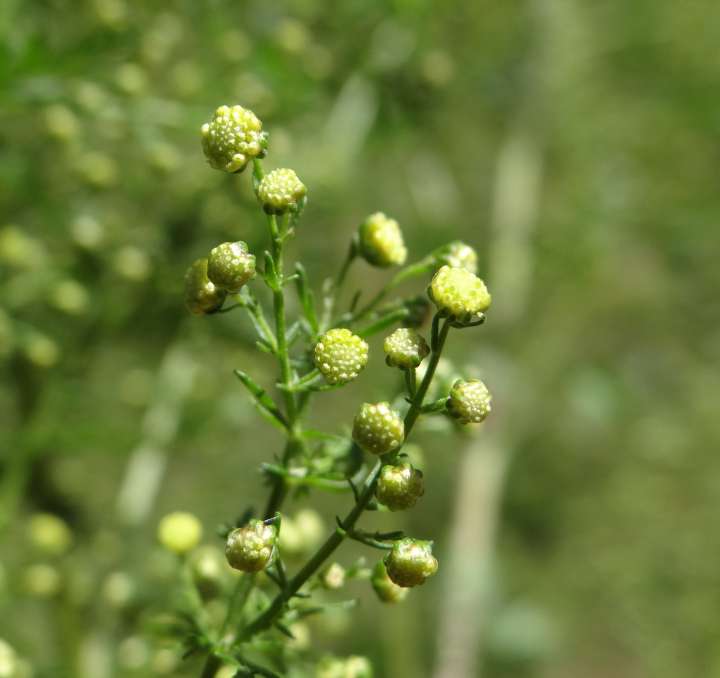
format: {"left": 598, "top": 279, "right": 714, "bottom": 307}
{"left": 239, "top": 316, "right": 451, "bottom": 640}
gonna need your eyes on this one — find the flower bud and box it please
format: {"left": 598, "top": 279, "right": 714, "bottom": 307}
{"left": 320, "top": 562, "right": 346, "bottom": 590}
{"left": 357, "top": 213, "right": 407, "bottom": 268}
{"left": 201, "top": 104, "right": 267, "bottom": 173}
{"left": 225, "top": 519, "right": 277, "bottom": 572}
{"left": 370, "top": 560, "right": 408, "bottom": 603}
{"left": 257, "top": 168, "right": 307, "bottom": 214}
{"left": 447, "top": 378, "right": 492, "bottom": 424}
{"left": 207, "top": 241, "right": 256, "bottom": 292}
{"left": 383, "top": 328, "right": 429, "bottom": 369}
{"left": 439, "top": 241, "right": 478, "bottom": 274}
{"left": 375, "top": 463, "right": 424, "bottom": 511}
{"left": 157, "top": 512, "right": 203, "bottom": 555}
{"left": 428, "top": 265, "right": 491, "bottom": 322}
{"left": 314, "top": 328, "right": 369, "bottom": 385}
{"left": 28, "top": 513, "right": 73, "bottom": 556}
{"left": 384, "top": 538, "right": 438, "bottom": 587}
{"left": 184, "top": 258, "right": 227, "bottom": 315}
{"left": 352, "top": 402, "right": 404, "bottom": 455}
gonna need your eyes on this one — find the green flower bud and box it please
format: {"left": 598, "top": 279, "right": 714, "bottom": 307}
{"left": 384, "top": 538, "right": 438, "bottom": 587}
{"left": 428, "top": 265, "right": 491, "bottom": 322}
{"left": 201, "top": 104, "right": 267, "bottom": 173}
{"left": 207, "top": 241, "right": 256, "bottom": 292}
{"left": 225, "top": 519, "right": 277, "bottom": 572}
{"left": 352, "top": 402, "right": 404, "bottom": 455}
{"left": 383, "top": 328, "right": 429, "bottom": 369}
{"left": 257, "top": 168, "right": 307, "bottom": 214}
{"left": 375, "top": 463, "right": 424, "bottom": 511}
{"left": 440, "top": 241, "right": 478, "bottom": 274}
{"left": 184, "top": 258, "right": 227, "bottom": 315}
{"left": 370, "top": 560, "right": 408, "bottom": 603}
{"left": 358, "top": 213, "right": 407, "bottom": 268}
{"left": 447, "top": 378, "right": 492, "bottom": 424}
{"left": 28, "top": 513, "right": 73, "bottom": 556}
{"left": 157, "top": 512, "right": 203, "bottom": 555}
{"left": 314, "top": 328, "right": 369, "bottom": 385}
{"left": 321, "top": 562, "right": 346, "bottom": 590}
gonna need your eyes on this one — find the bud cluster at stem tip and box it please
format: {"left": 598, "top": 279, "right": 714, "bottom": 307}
{"left": 428, "top": 264, "right": 491, "bottom": 322}
{"left": 352, "top": 402, "right": 404, "bottom": 455}
{"left": 207, "top": 240, "right": 256, "bottom": 292}
{"left": 225, "top": 519, "right": 277, "bottom": 572}
{"left": 257, "top": 168, "right": 307, "bottom": 214}
{"left": 313, "top": 328, "right": 369, "bottom": 385}
{"left": 357, "top": 212, "right": 407, "bottom": 268}
{"left": 383, "top": 327, "right": 429, "bottom": 369}
{"left": 201, "top": 104, "right": 267, "bottom": 173}
{"left": 447, "top": 378, "right": 492, "bottom": 424}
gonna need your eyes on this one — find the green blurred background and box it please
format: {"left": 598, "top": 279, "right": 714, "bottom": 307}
{"left": 2, "top": 0, "right": 719, "bottom": 676}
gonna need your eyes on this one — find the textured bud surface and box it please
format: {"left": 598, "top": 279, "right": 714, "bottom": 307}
{"left": 385, "top": 538, "right": 438, "bottom": 587}
{"left": 429, "top": 265, "right": 491, "bottom": 320}
{"left": 358, "top": 212, "right": 407, "bottom": 267}
{"left": 207, "top": 241, "right": 256, "bottom": 292}
{"left": 383, "top": 328, "right": 430, "bottom": 369}
{"left": 442, "top": 241, "right": 478, "bottom": 274}
{"left": 352, "top": 402, "right": 404, "bottom": 455}
{"left": 225, "top": 520, "right": 277, "bottom": 572}
{"left": 314, "top": 328, "right": 369, "bottom": 385}
{"left": 376, "top": 463, "right": 424, "bottom": 511}
{"left": 184, "top": 258, "right": 227, "bottom": 315}
{"left": 447, "top": 378, "right": 492, "bottom": 424}
{"left": 201, "top": 104, "right": 266, "bottom": 173}
{"left": 157, "top": 512, "right": 202, "bottom": 555}
{"left": 370, "top": 560, "right": 409, "bottom": 603}
{"left": 257, "top": 168, "right": 307, "bottom": 214}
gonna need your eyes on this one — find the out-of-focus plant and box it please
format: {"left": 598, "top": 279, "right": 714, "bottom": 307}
{"left": 155, "top": 104, "right": 495, "bottom": 677}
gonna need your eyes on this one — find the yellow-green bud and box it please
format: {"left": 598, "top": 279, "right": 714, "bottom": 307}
{"left": 352, "top": 402, "right": 404, "bottom": 455}
{"left": 184, "top": 258, "right": 227, "bottom": 315}
{"left": 383, "top": 328, "right": 429, "bottom": 369}
{"left": 157, "top": 511, "right": 203, "bottom": 555}
{"left": 447, "top": 378, "right": 492, "bottom": 424}
{"left": 257, "top": 168, "right": 307, "bottom": 214}
{"left": 375, "top": 463, "right": 424, "bottom": 511}
{"left": 370, "top": 560, "right": 408, "bottom": 603}
{"left": 225, "top": 519, "right": 277, "bottom": 572}
{"left": 321, "top": 562, "right": 346, "bottom": 590}
{"left": 207, "top": 241, "right": 256, "bottom": 292}
{"left": 28, "top": 513, "right": 73, "bottom": 556}
{"left": 201, "top": 104, "right": 267, "bottom": 173}
{"left": 314, "top": 328, "right": 369, "bottom": 385}
{"left": 384, "top": 538, "right": 438, "bottom": 587}
{"left": 440, "top": 241, "right": 478, "bottom": 274}
{"left": 358, "top": 213, "right": 407, "bottom": 268}
{"left": 428, "top": 265, "right": 491, "bottom": 322}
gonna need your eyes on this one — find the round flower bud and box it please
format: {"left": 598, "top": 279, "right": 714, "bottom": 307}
{"left": 383, "top": 328, "right": 430, "bottom": 369}
{"left": 440, "top": 241, "right": 478, "bottom": 274}
{"left": 184, "top": 258, "right": 227, "bottom": 315}
{"left": 207, "top": 241, "right": 256, "bottom": 292}
{"left": 28, "top": 513, "right": 73, "bottom": 556}
{"left": 320, "top": 562, "right": 346, "bottom": 590}
{"left": 225, "top": 519, "right": 277, "bottom": 572}
{"left": 370, "top": 560, "right": 408, "bottom": 603}
{"left": 358, "top": 213, "right": 407, "bottom": 268}
{"left": 352, "top": 402, "right": 404, "bottom": 455}
{"left": 375, "top": 463, "right": 424, "bottom": 511}
{"left": 157, "top": 512, "right": 202, "bottom": 555}
{"left": 428, "top": 265, "right": 491, "bottom": 322}
{"left": 385, "top": 538, "right": 438, "bottom": 588}
{"left": 257, "top": 168, "right": 307, "bottom": 214}
{"left": 201, "top": 104, "right": 267, "bottom": 173}
{"left": 447, "top": 378, "right": 492, "bottom": 424}
{"left": 313, "top": 328, "right": 369, "bottom": 385}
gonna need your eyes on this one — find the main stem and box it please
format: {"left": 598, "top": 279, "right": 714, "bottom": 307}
{"left": 241, "top": 317, "right": 451, "bottom": 639}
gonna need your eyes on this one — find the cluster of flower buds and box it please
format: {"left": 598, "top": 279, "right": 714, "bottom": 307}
{"left": 447, "top": 378, "right": 492, "bottom": 424}
{"left": 428, "top": 264, "right": 491, "bottom": 324}
{"left": 384, "top": 538, "right": 438, "bottom": 587}
{"left": 201, "top": 104, "right": 267, "bottom": 173}
{"left": 375, "top": 462, "right": 424, "bottom": 511}
{"left": 357, "top": 212, "right": 407, "bottom": 268}
{"left": 383, "top": 327, "right": 430, "bottom": 369}
{"left": 352, "top": 402, "right": 405, "bottom": 455}
{"left": 314, "top": 328, "right": 369, "bottom": 385}
{"left": 225, "top": 519, "right": 278, "bottom": 572}
{"left": 257, "top": 168, "right": 307, "bottom": 214}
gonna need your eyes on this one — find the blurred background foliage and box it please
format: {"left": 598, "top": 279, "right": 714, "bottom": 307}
{"left": 1, "top": 0, "right": 719, "bottom": 676}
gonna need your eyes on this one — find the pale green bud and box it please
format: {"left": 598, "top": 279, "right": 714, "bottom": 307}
{"left": 201, "top": 104, "right": 267, "bottom": 173}
{"left": 383, "top": 327, "right": 429, "bottom": 369}
{"left": 207, "top": 241, "right": 256, "bottom": 292}
{"left": 257, "top": 168, "right": 307, "bottom": 214}
{"left": 358, "top": 213, "right": 407, "bottom": 267}
{"left": 375, "top": 463, "right": 424, "bottom": 511}
{"left": 440, "top": 241, "right": 478, "bottom": 274}
{"left": 447, "top": 378, "right": 492, "bottom": 424}
{"left": 314, "top": 328, "right": 369, "bottom": 385}
{"left": 384, "top": 538, "right": 438, "bottom": 587}
{"left": 370, "top": 560, "right": 408, "bottom": 603}
{"left": 428, "top": 265, "right": 491, "bottom": 322}
{"left": 184, "top": 258, "right": 227, "bottom": 315}
{"left": 352, "top": 402, "right": 404, "bottom": 455}
{"left": 157, "top": 511, "right": 203, "bottom": 555}
{"left": 225, "top": 520, "right": 277, "bottom": 572}
{"left": 321, "top": 562, "right": 346, "bottom": 590}
{"left": 28, "top": 513, "right": 73, "bottom": 556}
